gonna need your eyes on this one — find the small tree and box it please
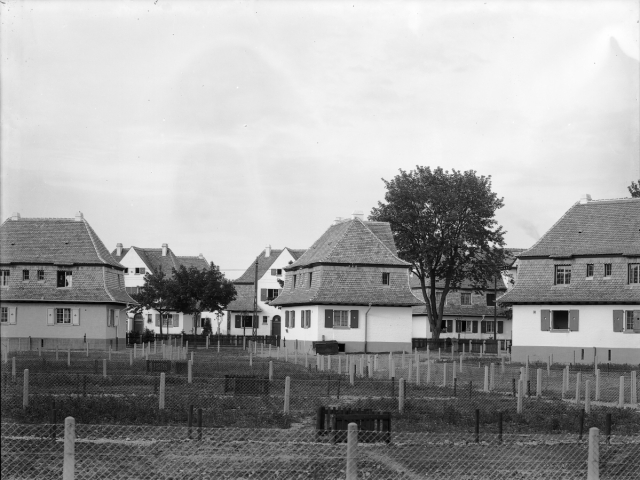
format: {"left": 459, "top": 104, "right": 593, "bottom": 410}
{"left": 628, "top": 180, "right": 640, "bottom": 198}
{"left": 370, "top": 166, "right": 506, "bottom": 342}
{"left": 172, "top": 262, "right": 236, "bottom": 335}
{"left": 130, "top": 268, "right": 175, "bottom": 336}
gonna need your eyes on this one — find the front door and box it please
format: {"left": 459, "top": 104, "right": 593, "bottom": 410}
{"left": 272, "top": 315, "right": 281, "bottom": 337}
{"left": 133, "top": 313, "right": 144, "bottom": 334}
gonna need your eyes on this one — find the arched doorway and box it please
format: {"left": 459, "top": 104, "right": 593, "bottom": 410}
{"left": 133, "top": 313, "right": 144, "bottom": 333}
{"left": 271, "top": 315, "right": 281, "bottom": 337}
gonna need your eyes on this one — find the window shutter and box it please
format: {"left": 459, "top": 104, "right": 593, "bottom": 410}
{"left": 155, "top": 314, "right": 160, "bottom": 327}
{"left": 9, "top": 307, "right": 17, "bottom": 325}
{"left": 285, "top": 311, "right": 290, "bottom": 328}
{"left": 253, "top": 315, "right": 258, "bottom": 328}
{"left": 291, "top": 311, "right": 295, "bottom": 328}
{"left": 472, "top": 321, "right": 478, "bottom": 333}
{"left": 455, "top": 320, "right": 460, "bottom": 333}
{"left": 446, "top": 320, "right": 453, "bottom": 333}
{"left": 47, "top": 308, "right": 54, "bottom": 326}
{"left": 72, "top": 308, "right": 80, "bottom": 326}
{"left": 173, "top": 314, "right": 179, "bottom": 327}
{"left": 261, "top": 289, "right": 267, "bottom": 301}
{"left": 498, "top": 321, "right": 504, "bottom": 334}
{"left": 350, "top": 310, "right": 359, "bottom": 329}
{"left": 308, "top": 310, "right": 312, "bottom": 328}
{"left": 107, "top": 309, "right": 112, "bottom": 326}
{"left": 115, "top": 310, "right": 120, "bottom": 327}
{"left": 612, "top": 310, "right": 623, "bottom": 332}
{"left": 540, "top": 310, "right": 550, "bottom": 331}
{"left": 481, "top": 321, "right": 486, "bottom": 334}
{"left": 235, "top": 315, "right": 241, "bottom": 328}
{"left": 325, "top": 310, "right": 333, "bottom": 328}
{"left": 569, "top": 310, "right": 579, "bottom": 331}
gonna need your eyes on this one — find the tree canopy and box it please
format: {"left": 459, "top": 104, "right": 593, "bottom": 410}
{"left": 130, "top": 268, "right": 175, "bottom": 335}
{"left": 628, "top": 180, "right": 640, "bottom": 198}
{"left": 369, "top": 166, "right": 506, "bottom": 341}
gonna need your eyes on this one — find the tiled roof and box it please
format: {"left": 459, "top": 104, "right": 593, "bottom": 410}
{"left": 412, "top": 304, "right": 508, "bottom": 318}
{"left": 111, "top": 247, "right": 210, "bottom": 274}
{"left": 0, "top": 216, "right": 124, "bottom": 268}
{"left": 234, "top": 248, "right": 307, "bottom": 284}
{"left": 225, "top": 284, "right": 262, "bottom": 312}
{"left": 271, "top": 266, "right": 424, "bottom": 307}
{"left": 409, "top": 275, "right": 508, "bottom": 291}
{"left": 288, "top": 219, "right": 409, "bottom": 270}
{"left": 518, "top": 198, "right": 640, "bottom": 258}
{"left": 176, "top": 256, "right": 209, "bottom": 270}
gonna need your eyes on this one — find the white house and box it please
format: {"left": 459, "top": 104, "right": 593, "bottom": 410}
{"left": 498, "top": 196, "right": 640, "bottom": 365}
{"left": 111, "top": 243, "right": 213, "bottom": 335}
{"left": 225, "top": 246, "right": 306, "bottom": 337}
{"left": 271, "top": 213, "right": 424, "bottom": 353}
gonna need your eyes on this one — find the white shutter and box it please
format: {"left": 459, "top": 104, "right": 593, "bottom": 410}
{"left": 72, "top": 308, "right": 80, "bottom": 326}
{"left": 9, "top": 307, "right": 17, "bottom": 325}
{"left": 115, "top": 310, "right": 120, "bottom": 327}
{"left": 47, "top": 308, "right": 55, "bottom": 326}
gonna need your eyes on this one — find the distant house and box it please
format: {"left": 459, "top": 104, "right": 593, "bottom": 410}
{"left": 225, "top": 247, "right": 306, "bottom": 337}
{"left": 271, "top": 214, "right": 423, "bottom": 353}
{"left": 111, "top": 243, "right": 211, "bottom": 335}
{"left": 498, "top": 196, "right": 640, "bottom": 364}
{"left": 411, "top": 249, "right": 523, "bottom": 346}
{"left": 0, "top": 212, "right": 135, "bottom": 348}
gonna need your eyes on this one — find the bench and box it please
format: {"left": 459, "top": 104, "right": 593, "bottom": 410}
{"left": 223, "top": 375, "right": 270, "bottom": 395}
{"left": 316, "top": 407, "right": 391, "bottom": 443}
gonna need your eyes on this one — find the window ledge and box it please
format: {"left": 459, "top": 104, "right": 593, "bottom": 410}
{"left": 550, "top": 329, "right": 571, "bottom": 333}
{"left": 623, "top": 330, "right": 640, "bottom": 334}
{"left": 333, "top": 326, "right": 351, "bottom": 330}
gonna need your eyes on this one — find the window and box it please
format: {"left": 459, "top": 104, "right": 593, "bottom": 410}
{"left": 461, "top": 293, "right": 471, "bottom": 306}
{"left": 135, "top": 267, "right": 146, "bottom": 275}
{"left": 56, "top": 308, "right": 71, "bottom": 324}
{"left": 37, "top": 270, "right": 44, "bottom": 281}
{"left": 626, "top": 311, "right": 640, "bottom": 331}
{"left": 586, "top": 264, "right": 594, "bottom": 278}
{"left": 308, "top": 272, "right": 313, "bottom": 287}
{"left": 242, "top": 315, "right": 253, "bottom": 328}
{"left": 1, "top": 270, "right": 9, "bottom": 286}
{"left": 555, "top": 265, "right": 571, "bottom": 285}
{"left": 57, "top": 271, "right": 72, "bottom": 288}
{"left": 604, "top": 264, "right": 612, "bottom": 277}
{"left": 629, "top": 264, "right": 640, "bottom": 284}
{"left": 463, "top": 320, "right": 472, "bottom": 332}
{"left": 333, "top": 310, "right": 349, "bottom": 327}
{"left": 107, "top": 309, "right": 115, "bottom": 327}
{"left": 290, "top": 311, "right": 296, "bottom": 328}
{"left": 486, "top": 293, "right": 496, "bottom": 307}
{"left": 302, "top": 310, "right": 311, "bottom": 328}
{"left": 485, "top": 321, "right": 494, "bottom": 333}
{"left": 22, "top": 270, "right": 30, "bottom": 281}
{"left": 125, "top": 268, "right": 129, "bottom": 274}
{"left": 147, "top": 314, "right": 153, "bottom": 324}
{"left": 293, "top": 275, "right": 297, "bottom": 288}
{"left": 265, "top": 289, "right": 280, "bottom": 301}
{"left": 271, "top": 268, "right": 283, "bottom": 276}
{"left": 382, "top": 272, "right": 390, "bottom": 285}
{"left": 1, "top": 307, "right": 7, "bottom": 323}
{"left": 552, "top": 310, "right": 569, "bottom": 330}
{"left": 263, "top": 316, "right": 268, "bottom": 324}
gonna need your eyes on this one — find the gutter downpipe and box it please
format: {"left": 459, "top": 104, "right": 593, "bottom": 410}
{"left": 364, "top": 303, "right": 372, "bottom": 354}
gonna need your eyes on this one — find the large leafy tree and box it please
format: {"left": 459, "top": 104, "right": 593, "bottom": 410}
{"left": 628, "top": 180, "right": 640, "bottom": 198}
{"left": 370, "top": 166, "right": 506, "bottom": 342}
{"left": 130, "top": 268, "right": 175, "bottom": 336}
{"left": 171, "top": 263, "right": 236, "bottom": 335}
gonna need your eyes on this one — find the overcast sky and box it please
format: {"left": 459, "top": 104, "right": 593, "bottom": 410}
{"left": 1, "top": 0, "right": 638, "bottom": 278}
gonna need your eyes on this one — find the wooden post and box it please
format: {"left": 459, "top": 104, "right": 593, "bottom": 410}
{"left": 350, "top": 363, "right": 355, "bottom": 385}
{"left": 483, "top": 366, "right": 489, "bottom": 392}
{"left": 346, "top": 423, "right": 358, "bottom": 480}
{"left": 359, "top": 356, "right": 364, "bottom": 377}
{"left": 269, "top": 361, "right": 273, "bottom": 381}
{"left": 188, "top": 360, "right": 193, "bottom": 383}
{"left": 588, "top": 427, "right": 599, "bottom": 480}
{"left": 426, "top": 360, "right": 431, "bottom": 384}
{"left": 12, "top": 357, "right": 16, "bottom": 381}
{"left": 63, "top": 417, "right": 75, "bottom": 480}
{"left": 490, "top": 363, "right": 495, "bottom": 390}
{"left": 595, "top": 369, "right": 601, "bottom": 401}
{"left": 576, "top": 372, "right": 582, "bottom": 405}
{"left": 501, "top": 356, "right": 505, "bottom": 374}
{"left": 284, "top": 376, "right": 291, "bottom": 414}
{"left": 536, "top": 368, "right": 542, "bottom": 397}
{"left": 306, "top": 353, "right": 309, "bottom": 369}
{"left": 631, "top": 371, "right": 637, "bottom": 405}
{"left": 159, "top": 373, "right": 166, "bottom": 410}
{"left": 460, "top": 356, "right": 463, "bottom": 373}
{"left": 402, "top": 350, "right": 405, "bottom": 368}
{"left": 438, "top": 348, "right": 441, "bottom": 360}
{"left": 67, "top": 348, "right": 71, "bottom": 367}
{"left": 517, "top": 379, "right": 523, "bottom": 414}
{"left": 249, "top": 351, "right": 253, "bottom": 367}
{"left": 416, "top": 357, "right": 420, "bottom": 385}
{"left": 391, "top": 355, "right": 396, "bottom": 379}
{"left": 398, "top": 378, "right": 405, "bottom": 414}
{"left": 618, "top": 376, "right": 624, "bottom": 407}
{"left": 129, "top": 350, "right": 133, "bottom": 366}
{"left": 443, "top": 362, "right": 448, "bottom": 387}
{"left": 475, "top": 408, "right": 480, "bottom": 443}
{"left": 525, "top": 355, "right": 529, "bottom": 381}
{"left": 481, "top": 341, "right": 484, "bottom": 358}
{"left": 103, "top": 359, "right": 107, "bottom": 379}
{"left": 134, "top": 343, "right": 137, "bottom": 359}
{"left": 585, "top": 380, "right": 591, "bottom": 414}
{"left": 56, "top": 344, "right": 59, "bottom": 361}
{"left": 217, "top": 338, "right": 220, "bottom": 353}
{"left": 562, "top": 367, "right": 567, "bottom": 396}
{"left": 23, "top": 369, "right": 29, "bottom": 408}
{"left": 86, "top": 342, "right": 89, "bottom": 357}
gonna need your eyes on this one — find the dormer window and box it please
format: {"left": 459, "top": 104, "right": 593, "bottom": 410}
{"left": 554, "top": 265, "right": 571, "bottom": 285}
{"left": 382, "top": 272, "right": 390, "bottom": 285}
{"left": 308, "top": 272, "right": 313, "bottom": 288}
{"left": 57, "top": 271, "right": 72, "bottom": 288}
{"left": 604, "top": 264, "right": 612, "bottom": 277}
{"left": 629, "top": 264, "right": 640, "bottom": 284}
{"left": 22, "top": 270, "right": 30, "bottom": 281}
{"left": 293, "top": 275, "right": 297, "bottom": 288}
{"left": 586, "top": 264, "right": 594, "bottom": 278}
{"left": 37, "top": 270, "right": 45, "bottom": 281}
{"left": 1, "top": 270, "right": 9, "bottom": 287}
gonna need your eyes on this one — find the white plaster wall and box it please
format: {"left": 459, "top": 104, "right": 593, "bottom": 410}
{"left": 512, "top": 304, "right": 640, "bottom": 349}
{"left": 120, "top": 249, "right": 151, "bottom": 288}
{"left": 412, "top": 315, "right": 512, "bottom": 340}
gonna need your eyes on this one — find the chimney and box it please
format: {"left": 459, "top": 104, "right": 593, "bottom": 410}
{"left": 116, "top": 243, "right": 123, "bottom": 256}
{"left": 352, "top": 210, "right": 364, "bottom": 221}
{"left": 265, "top": 245, "right": 271, "bottom": 258}
{"left": 162, "top": 243, "right": 168, "bottom": 256}
{"left": 198, "top": 253, "right": 204, "bottom": 259}
{"left": 579, "top": 194, "right": 592, "bottom": 205}
{"left": 75, "top": 211, "right": 83, "bottom": 222}
{"left": 11, "top": 212, "right": 20, "bottom": 221}
{"left": 333, "top": 217, "right": 342, "bottom": 225}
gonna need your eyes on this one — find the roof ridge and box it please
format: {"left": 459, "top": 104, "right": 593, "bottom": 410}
{"left": 81, "top": 218, "right": 107, "bottom": 265}
{"left": 357, "top": 218, "right": 409, "bottom": 265}
{"left": 322, "top": 220, "right": 356, "bottom": 263}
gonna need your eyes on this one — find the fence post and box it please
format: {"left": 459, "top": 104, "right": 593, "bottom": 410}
{"left": 63, "top": 417, "right": 75, "bottom": 480}
{"left": 536, "top": 369, "right": 542, "bottom": 397}
{"left": 86, "top": 342, "right": 89, "bottom": 357}
{"left": 460, "top": 356, "right": 463, "bottom": 373}
{"left": 517, "top": 379, "right": 523, "bottom": 414}
{"left": 490, "top": 363, "right": 495, "bottom": 390}
{"left": 284, "top": 376, "right": 291, "bottom": 415}
{"left": 426, "top": 360, "right": 431, "bottom": 384}
{"left": 109, "top": 346, "right": 112, "bottom": 361}
{"left": 585, "top": 380, "right": 591, "bottom": 414}
{"left": 483, "top": 366, "right": 489, "bottom": 392}
{"left": 350, "top": 363, "right": 355, "bottom": 386}
{"left": 631, "top": 371, "right": 637, "bottom": 405}
{"left": 67, "top": 348, "right": 71, "bottom": 367}
{"left": 129, "top": 350, "right": 133, "bottom": 366}
{"left": 198, "top": 408, "right": 203, "bottom": 441}
{"left": 525, "top": 355, "right": 529, "bottom": 382}
{"left": 399, "top": 378, "right": 405, "bottom": 414}
{"left": 475, "top": 408, "right": 480, "bottom": 443}
{"left": 438, "top": 348, "right": 441, "bottom": 360}
{"left": 23, "top": 369, "right": 29, "bottom": 408}
{"left": 56, "top": 344, "right": 59, "bottom": 361}
{"left": 501, "top": 356, "right": 505, "bottom": 374}
{"left": 103, "top": 359, "right": 107, "bottom": 379}
{"left": 595, "top": 369, "right": 601, "bottom": 401}
{"left": 159, "top": 373, "right": 165, "bottom": 410}
{"left": 134, "top": 343, "right": 137, "bottom": 359}
{"left": 618, "top": 376, "right": 624, "bottom": 407}
{"left": 306, "top": 353, "right": 309, "bottom": 370}
{"left": 249, "top": 351, "right": 253, "bottom": 367}
{"left": 547, "top": 356, "right": 551, "bottom": 376}
{"left": 443, "top": 362, "right": 448, "bottom": 387}
{"left": 588, "top": 427, "right": 599, "bottom": 480}
{"left": 188, "top": 360, "right": 193, "bottom": 383}
{"left": 416, "top": 358, "right": 420, "bottom": 385}
{"left": 575, "top": 372, "right": 582, "bottom": 405}
{"left": 346, "top": 422, "right": 358, "bottom": 480}
{"left": 12, "top": 357, "right": 16, "bottom": 381}
{"left": 269, "top": 361, "right": 273, "bottom": 381}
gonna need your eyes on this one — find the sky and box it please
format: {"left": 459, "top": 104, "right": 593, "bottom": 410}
{"left": 1, "top": 0, "right": 639, "bottom": 279}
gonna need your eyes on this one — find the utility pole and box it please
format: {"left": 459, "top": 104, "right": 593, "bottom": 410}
{"left": 493, "top": 275, "right": 497, "bottom": 341}
{"left": 252, "top": 256, "right": 259, "bottom": 340}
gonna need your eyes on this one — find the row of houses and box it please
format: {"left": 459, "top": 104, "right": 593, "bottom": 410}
{"left": 1, "top": 195, "right": 638, "bottom": 363}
